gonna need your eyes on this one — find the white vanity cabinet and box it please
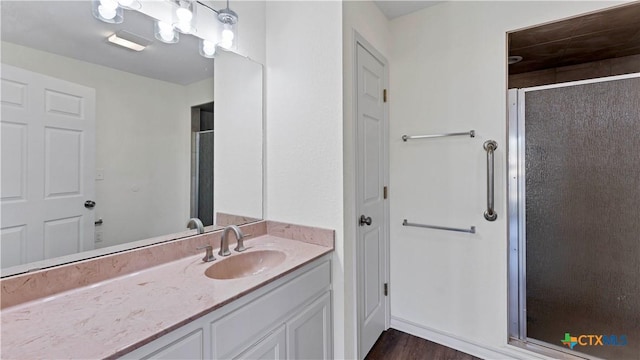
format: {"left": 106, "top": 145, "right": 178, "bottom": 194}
{"left": 121, "top": 256, "right": 332, "bottom": 360}
{"left": 234, "top": 324, "right": 286, "bottom": 360}
{"left": 286, "top": 291, "right": 331, "bottom": 360}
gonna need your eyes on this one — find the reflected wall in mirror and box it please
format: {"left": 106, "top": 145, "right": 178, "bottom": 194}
{"left": 0, "top": 1, "right": 263, "bottom": 276}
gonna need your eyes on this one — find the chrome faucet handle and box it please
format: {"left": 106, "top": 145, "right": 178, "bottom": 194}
{"left": 197, "top": 245, "right": 215, "bottom": 262}
{"left": 234, "top": 232, "right": 250, "bottom": 252}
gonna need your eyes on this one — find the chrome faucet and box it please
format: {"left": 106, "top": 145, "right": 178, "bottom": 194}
{"left": 187, "top": 218, "right": 204, "bottom": 234}
{"left": 197, "top": 245, "right": 215, "bottom": 262}
{"left": 219, "top": 225, "right": 245, "bottom": 256}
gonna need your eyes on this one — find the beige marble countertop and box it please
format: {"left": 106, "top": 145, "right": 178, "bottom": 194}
{"left": 0, "top": 235, "right": 332, "bottom": 359}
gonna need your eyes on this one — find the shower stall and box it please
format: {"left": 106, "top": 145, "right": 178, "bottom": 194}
{"left": 191, "top": 102, "right": 214, "bottom": 227}
{"left": 508, "top": 74, "right": 640, "bottom": 359}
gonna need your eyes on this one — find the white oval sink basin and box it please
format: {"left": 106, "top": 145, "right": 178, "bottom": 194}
{"left": 205, "top": 250, "right": 286, "bottom": 280}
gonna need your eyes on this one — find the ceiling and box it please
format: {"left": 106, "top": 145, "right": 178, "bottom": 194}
{"left": 509, "top": 2, "right": 640, "bottom": 74}
{"left": 373, "top": 1, "right": 443, "bottom": 19}
{"left": 1, "top": 1, "right": 213, "bottom": 85}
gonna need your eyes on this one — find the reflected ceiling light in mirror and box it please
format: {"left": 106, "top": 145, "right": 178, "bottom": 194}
{"left": 155, "top": 21, "right": 179, "bottom": 44}
{"left": 200, "top": 39, "right": 216, "bottom": 58}
{"left": 173, "top": 0, "right": 197, "bottom": 34}
{"left": 92, "top": 0, "right": 123, "bottom": 24}
{"left": 107, "top": 31, "right": 150, "bottom": 51}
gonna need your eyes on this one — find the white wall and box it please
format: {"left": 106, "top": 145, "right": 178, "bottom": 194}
{"left": 214, "top": 51, "right": 263, "bottom": 221}
{"left": 342, "top": 1, "right": 391, "bottom": 358}
{"left": 1, "top": 42, "right": 192, "bottom": 248}
{"left": 264, "top": 1, "right": 344, "bottom": 357}
{"left": 388, "top": 0, "right": 629, "bottom": 355}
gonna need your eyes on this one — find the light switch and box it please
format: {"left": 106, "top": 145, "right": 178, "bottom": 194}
{"left": 96, "top": 168, "right": 105, "bottom": 180}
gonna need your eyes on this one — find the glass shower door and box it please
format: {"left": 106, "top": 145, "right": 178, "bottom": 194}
{"left": 511, "top": 75, "right": 640, "bottom": 359}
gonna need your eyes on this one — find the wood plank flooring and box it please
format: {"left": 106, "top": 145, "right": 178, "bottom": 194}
{"left": 365, "top": 328, "right": 482, "bottom": 360}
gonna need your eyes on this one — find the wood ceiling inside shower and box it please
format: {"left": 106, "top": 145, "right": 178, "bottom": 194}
{"left": 508, "top": 2, "right": 640, "bottom": 87}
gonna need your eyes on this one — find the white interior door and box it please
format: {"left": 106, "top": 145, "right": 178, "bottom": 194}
{"left": 356, "top": 41, "right": 389, "bottom": 358}
{"left": 1, "top": 64, "right": 95, "bottom": 268}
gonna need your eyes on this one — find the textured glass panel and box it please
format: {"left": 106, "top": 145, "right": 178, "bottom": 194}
{"left": 525, "top": 77, "right": 640, "bottom": 359}
{"left": 198, "top": 131, "right": 214, "bottom": 226}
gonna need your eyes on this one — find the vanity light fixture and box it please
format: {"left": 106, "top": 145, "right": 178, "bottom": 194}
{"left": 107, "top": 30, "right": 152, "bottom": 51}
{"left": 217, "top": 6, "right": 238, "bottom": 50}
{"left": 117, "top": 0, "right": 141, "bottom": 10}
{"left": 155, "top": 21, "right": 179, "bottom": 44}
{"left": 200, "top": 39, "right": 216, "bottom": 58}
{"left": 92, "top": 0, "right": 123, "bottom": 24}
{"left": 173, "top": 0, "right": 197, "bottom": 34}
{"left": 92, "top": 0, "right": 239, "bottom": 58}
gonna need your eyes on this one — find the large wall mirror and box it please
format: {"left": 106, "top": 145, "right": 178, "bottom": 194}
{"left": 0, "top": 1, "right": 263, "bottom": 276}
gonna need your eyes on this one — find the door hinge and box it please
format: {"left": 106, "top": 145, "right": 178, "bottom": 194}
{"left": 383, "top": 89, "right": 387, "bottom": 103}
{"left": 383, "top": 186, "right": 388, "bottom": 199}
{"left": 384, "top": 283, "right": 388, "bottom": 296}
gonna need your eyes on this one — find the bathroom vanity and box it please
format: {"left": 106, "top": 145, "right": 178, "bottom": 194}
{"left": 0, "top": 221, "right": 334, "bottom": 359}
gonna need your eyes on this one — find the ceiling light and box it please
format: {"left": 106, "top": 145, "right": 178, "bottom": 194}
{"left": 107, "top": 31, "right": 151, "bottom": 51}
{"left": 508, "top": 55, "right": 523, "bottom": 65}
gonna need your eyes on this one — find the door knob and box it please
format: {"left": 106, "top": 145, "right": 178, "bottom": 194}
{"left": 359, "top": 215, "right": 372, "bottom": 226}
{"left": 84, "top": 200, "right": 96, "bottom": 209}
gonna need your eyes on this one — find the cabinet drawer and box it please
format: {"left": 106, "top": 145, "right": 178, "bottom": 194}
{"left": 212, "top": 259, "right": 330, "bottom": 359}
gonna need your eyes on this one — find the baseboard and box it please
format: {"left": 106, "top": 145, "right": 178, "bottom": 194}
{"left": 389, "top": 316, "right": 548, "bottom": 360}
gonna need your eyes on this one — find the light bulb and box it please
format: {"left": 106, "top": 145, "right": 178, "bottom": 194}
{"left": 176, "top": 7, "right": 193, "bottom": 23}
{"left": 155, "top": 21, "right": 178, "bottom": 43}
{"left": 98, "top": 5, "right": 117, "bottom": 20}
{"left": 158, "top": 21, "right": 173, "bottom": 32}
{"left": 159, "top": 26, "right": 175, "bottom": 42}
{"left": 118, "top": 0, "right": 133, "bottom": 6}
{"left": 100, "top": 0, "right": 118, "bottom": 10}
{"left": 202, "top": 40, "right": 216, "bottom": 57}
{"left": 222, "top": 28, "right": 234, "bottom": 42}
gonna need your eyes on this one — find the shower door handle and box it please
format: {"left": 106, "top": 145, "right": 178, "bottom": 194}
{"left": 484, "top": 140, "right": 498, "bottom": 221}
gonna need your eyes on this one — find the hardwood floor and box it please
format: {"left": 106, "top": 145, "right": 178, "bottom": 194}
{"left": 365, "top": 329, "right": 482, "bottom": 360}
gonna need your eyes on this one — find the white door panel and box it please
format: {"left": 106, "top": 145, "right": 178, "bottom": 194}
{"left": 1, "top": 122, "right": 27, "bottom": 201}
{"left": 1, "top": 64, "right": 95, "bottom": 268}
{"left": 356, "top": 42, "right": 388, "bottom": 358}
{"left": 0, "top": 226, "right": 26, "bottom": 267}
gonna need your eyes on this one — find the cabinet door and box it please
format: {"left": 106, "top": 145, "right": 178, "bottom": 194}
{"left": 142, "top": 329, "right": 204, "bottom": 360}
{"left": 235, "top": 324, "right": 286, "bottom": 360}
{"left": 286, "top": 292, "right": 332, "bottom": 360}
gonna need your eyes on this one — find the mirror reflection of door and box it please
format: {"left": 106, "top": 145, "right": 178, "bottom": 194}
{"left": 191, "top": 102, "right": 214, "bottom": 227}
{"left": 1, "top": 65, "right": 96, "bottom": 267}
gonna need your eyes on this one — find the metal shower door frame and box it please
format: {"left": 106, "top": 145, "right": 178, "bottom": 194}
{"left": 506, "top": 72, "right": 640, "bottom": 359}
